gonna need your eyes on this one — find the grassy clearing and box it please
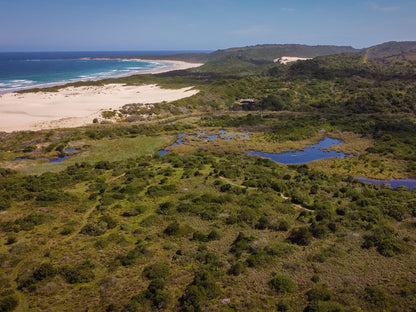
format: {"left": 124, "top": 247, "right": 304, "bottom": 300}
{"left": 12, "top": 135, "right": 173, "bottom": 175}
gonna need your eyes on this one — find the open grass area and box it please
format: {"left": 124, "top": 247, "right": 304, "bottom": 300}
{"left": 5, "top": 135, "right": 173, "bottom": 176}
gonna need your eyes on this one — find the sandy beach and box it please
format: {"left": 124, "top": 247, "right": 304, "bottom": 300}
{"left": 0, "top": 60, "right": 202, "bottom": 132}
{"left": 87, "top": 59, "right": 204, "bottom": 75}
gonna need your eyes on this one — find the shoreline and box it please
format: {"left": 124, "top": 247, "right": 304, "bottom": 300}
{"left": 0, "top": 59, "right": 203, "bottom": 95}
{"left": 0, "top": 83, "right": 200, "bottom": 132}
{"left": 0, "top": 59, "right": 203, "bottom": 133}
{"left": 0, "top": 58, "right": 203, "bottom": 133}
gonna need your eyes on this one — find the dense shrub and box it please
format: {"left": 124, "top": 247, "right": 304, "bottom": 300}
{"left": 361, "top": 226, "right": 406, "bottom": 257}
{"left": 145, "top": 279, "right": 169, "bottom": 309}
{"left": 303, "top": 300, "right": 344, "bottom": 312}
{"left": 142, "top": 263, "right": 170, "bottom": 280}
{"left": 118, "top": 241, "right": 153, "bottom": 266}
{"left": 0, "top": 197, "right": 11, "bottom": 210}
{"left": 35, "top": 191, "right": 61, "bottom": 202}
{"left": 230, "top": 232, "right": 256, "bottom": 257}
{"left": 80, "top": 222, "right": 108, "bottom": 236}
{"left": 118, "top": 248, "right": 140, "bottom": 266}
{"left": 263, "top": 244, "right": 296, "bottom": 261}
{"left": 60, "top": 262, "right": 95, "bottom": 284}
{"left": 364, "top": 285, "right": 390, "bottom": 308}
{"left": 287, "top": 227, "right": 312, "bottom": 246}
{"left": 13, "top": 213, "right": 49, "bottom": 232}
{"left": 255, "top": 215, "right": 270, "bottom": 230}
{"left": 163, "top": 221, "right": 180, "bottom": 236}
{"left": 268, "top": 274, "right": 297, "bottom": 293}
{"left": 307, "top": 283, "right": 332, "bottom": 302}
{"left": 227, "top": 262, "right": 246, "bottom": 276}
{"left": 33, "top": 263, "right": 57, "bottom": 281}
{"left": 180, "top": 267, "right": 221, "bottom": 312}
{"left": 207, "top": 229, "right": 221, "bottom": 241}
{"left": 246, "top": 250, "right": 272, "bottom": 268}
{"left": 122, "top": 205, "right": 146, "bottom": 217}
{"left": 99, "top": 215, "right": 117, "bottom": 229}
{"left": 157, "top": 201, "right": 176, "bottom": 215}
{"left": 0, "top": 296, "right": 18, "bottom": 312}
{"left": 95, "top": 161, "right": 112, "bottom": 170}
{"left": 146, "top": 184, "right": 177, "bottom": 197}
{"left": 192, "top": 231, "right": 209, "bottom": 242}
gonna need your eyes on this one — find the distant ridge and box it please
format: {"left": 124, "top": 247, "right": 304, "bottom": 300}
{"left": 210, "top": 44, "right": 359, "bottom": 61}
{"left": 136, "top": 44, "right": 360, "bottom": 64}
{"left": 366, "top": 41, "right": 416, "bottom": 65}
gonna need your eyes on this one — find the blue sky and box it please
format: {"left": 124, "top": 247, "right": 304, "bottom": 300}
{"left": 0, "top": 0, "right": 415, "bottom": 51}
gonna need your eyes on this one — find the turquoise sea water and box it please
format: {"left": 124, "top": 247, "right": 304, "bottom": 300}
{"left": 0, "top": 51, "right": 203, "bottom": 93}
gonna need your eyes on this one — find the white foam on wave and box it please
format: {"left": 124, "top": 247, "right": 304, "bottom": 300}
{"left": 0, "top": 79, "right": 35, "bottom": 89}
{"left": 0, "top": 79, "right": 38, "bottom": 93}
{"left": 12, "top": 79, "right": 34, "bottom": 84}
{"left": 0, "top": 60, "right": 170, "bottom": 93}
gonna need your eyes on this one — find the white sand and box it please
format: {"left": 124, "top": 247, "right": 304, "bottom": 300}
{"left": 130, "top": 59, "right": 203, "bottom": 74}
{"left": 273, "top": 56, "right": 312, "bottom": 64}
{"left": 0, "top": 59, "right": 203, "bottom": 132}
{"left": 0, "top": 84, "right": 199, "bottom": 132}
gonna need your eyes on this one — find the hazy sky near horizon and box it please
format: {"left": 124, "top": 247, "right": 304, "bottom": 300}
{"left": 0, "top": 0, "right": 415, "bottom": 51}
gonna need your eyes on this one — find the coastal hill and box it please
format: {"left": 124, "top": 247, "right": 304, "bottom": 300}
{"left": 136, "top": 44, "right": 359, "bottom": 63}
{"left": 366, "top": 41, "right": 416, "bottom": 66}
{"left": 209, "top": 44, "right": 358, "bottom": 61}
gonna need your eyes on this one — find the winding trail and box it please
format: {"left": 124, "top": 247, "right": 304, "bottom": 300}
{"left": 219, "top": 176, "right": 314, "bottom": 212}
{"left": 279, "top": 194, "right": 314, "bottom": 212}
{"left": 63, "top": 204, "right": 96, "bottom": 243}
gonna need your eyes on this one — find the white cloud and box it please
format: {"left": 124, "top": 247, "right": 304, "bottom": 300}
{"left": 229, "top": 25, "right": 274, "bottom": 36}
{"left": 369, "top": 2, "right": 400, "bottom": 11}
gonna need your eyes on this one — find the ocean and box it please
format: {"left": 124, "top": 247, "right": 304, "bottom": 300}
{"left": 0, "top": 51, "right": 203, "bottom": 93}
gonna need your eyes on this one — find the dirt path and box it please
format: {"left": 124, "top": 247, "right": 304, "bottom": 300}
{"left": 219, "top": 176, "right": 314, "bottom": 212}
{"left": 280, "top": 194, "right": 314, "bottom": 212}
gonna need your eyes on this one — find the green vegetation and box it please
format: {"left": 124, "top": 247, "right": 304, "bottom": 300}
{"left": 1, "top": 41, "right": 416, "bottom": 311}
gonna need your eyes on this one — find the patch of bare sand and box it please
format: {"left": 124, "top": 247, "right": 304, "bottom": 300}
{"left": 0, "top": 84, "right": 199, "bottom": 132}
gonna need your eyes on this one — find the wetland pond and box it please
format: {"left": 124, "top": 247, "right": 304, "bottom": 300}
{"left": 354, "top": 177, "right": 416, "bottom": 190}
{"left": 159, "top": 133, "right": 415, "bottom": 189}
{"left": 11, "top": 148, "right": 78, "bottom": 163}
{"left": 247, "top": 137, "right": 352, "bottom": 165}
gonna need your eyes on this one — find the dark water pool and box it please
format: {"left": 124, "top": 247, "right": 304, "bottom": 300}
{"left": 355, "top": 177, "right": 416, "bottom": 190}
{"left": 158, "top": 133, "right": 187, "bottom": 156}
{"left": 48, "top": 148, "right": 78, "bottom": 163}
{"left": 158, "top": 131, "right": 245, "bottom": 155}
{"left": 247, "top": 137, "right": 352, "bottom": 165}
{"left": 157, "top": 134, "right": 415, "bottom": 190}
{"left": 11, "top": 147, "right": 78, "bottom": 163}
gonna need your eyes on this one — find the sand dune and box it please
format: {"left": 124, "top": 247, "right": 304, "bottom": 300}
{"left": 273, "top": 56, "right": 312, "bottom": 64}
{"left": 0, "top": 83, "right": 199, "bottom": 132}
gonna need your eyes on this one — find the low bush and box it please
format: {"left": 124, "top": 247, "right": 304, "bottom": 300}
{"left": 268, "top": 274, "right": 297, "bottom": 293}
{"left": 287, "top": 227, "right": 312, "bottom": 246}
{"left": 142, "top": 263, "right": 170, "bottom": 280}
{"left": 60, "top": 261, "right": 95, "bottom": 284}
{"left": 0, "top": 295, "right": 18, "bottom": 312}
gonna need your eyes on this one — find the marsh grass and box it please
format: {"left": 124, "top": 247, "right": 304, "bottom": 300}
{"left": 11, "top": 135, "right": 172, "bottom": 175}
